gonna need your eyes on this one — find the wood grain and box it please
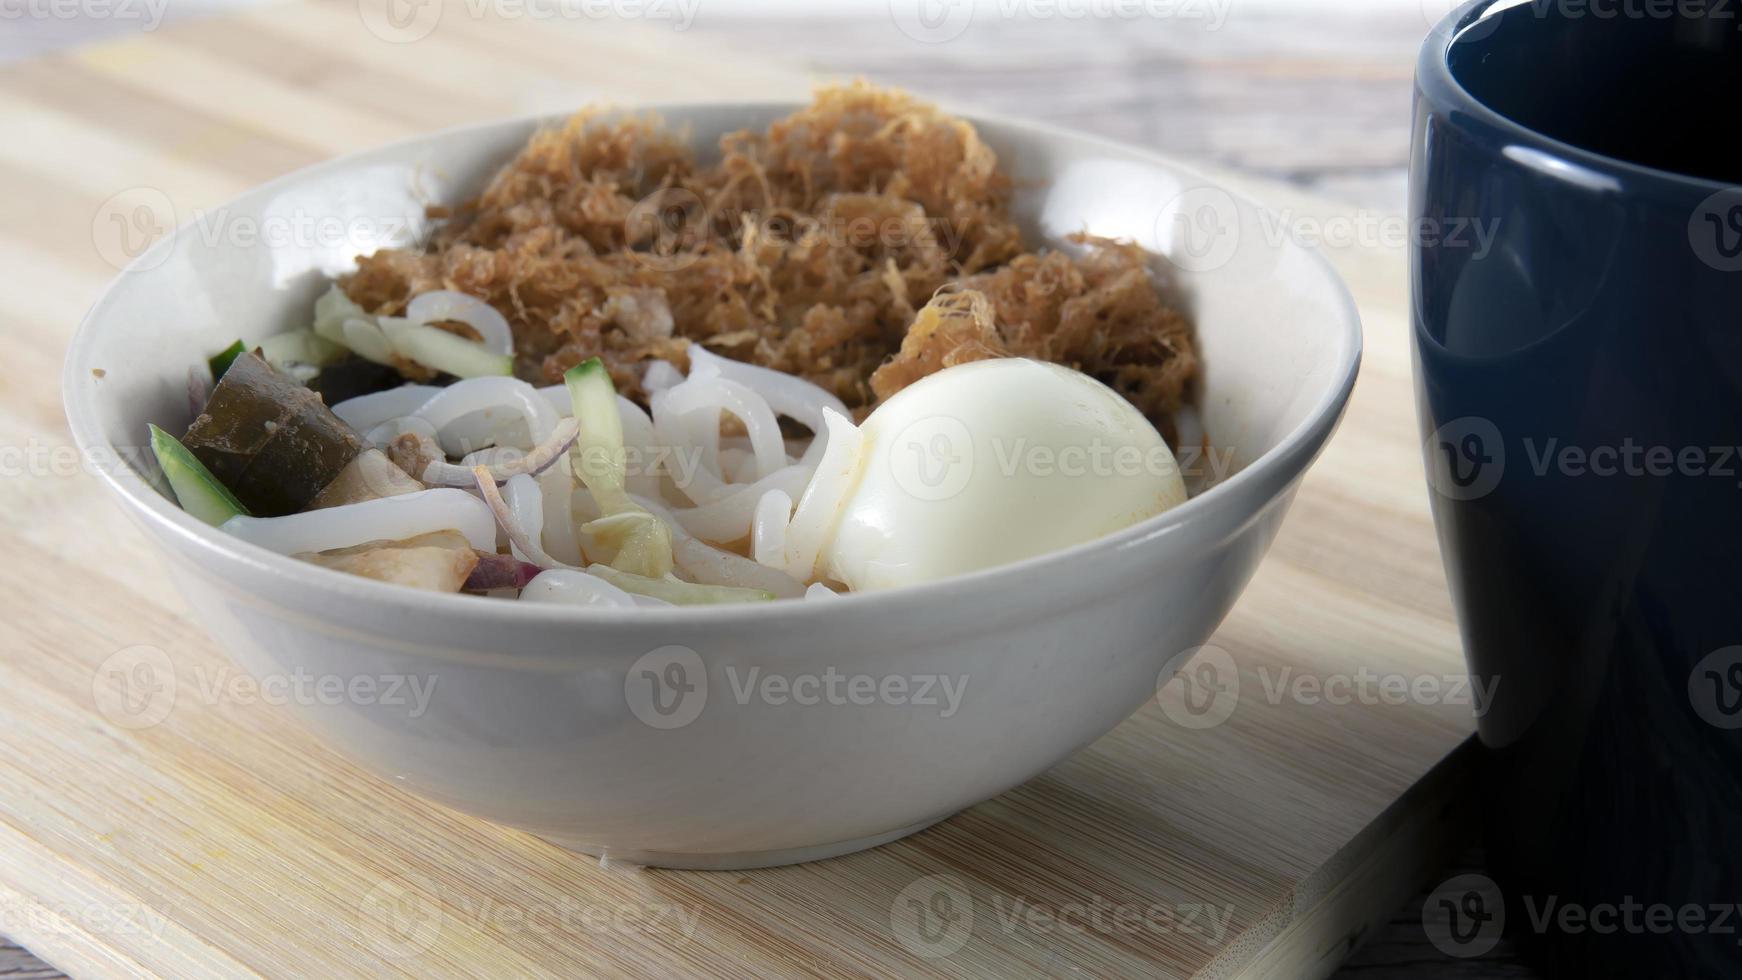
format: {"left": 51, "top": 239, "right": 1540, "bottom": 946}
{"left": 0, "top": 3, "right": 1481, "bottom": 977}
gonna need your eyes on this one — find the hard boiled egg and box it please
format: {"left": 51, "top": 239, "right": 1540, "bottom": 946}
{"left": 816, "top": 358, "right": 1189, "bottom": 592}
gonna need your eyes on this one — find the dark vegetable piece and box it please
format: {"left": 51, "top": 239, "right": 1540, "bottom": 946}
{"left": 463, "top": 552, "right": 542, "bottom": 592}
{"left": 305, "top": 355, "right": 413, "bottom": 406}
{"left": 208, "top": 340, "right": 246, "bottom": 381}
{"left": 182, "top": 352, "right": 363, "bottom": 517}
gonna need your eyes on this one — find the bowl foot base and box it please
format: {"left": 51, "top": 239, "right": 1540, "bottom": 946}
{"left": 538, "top": 815, "right": 953, "bottom": 870}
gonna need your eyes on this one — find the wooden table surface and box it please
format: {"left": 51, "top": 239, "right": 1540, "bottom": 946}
{"left": 0, "top": 2, "right": 1538, "bottom": 976}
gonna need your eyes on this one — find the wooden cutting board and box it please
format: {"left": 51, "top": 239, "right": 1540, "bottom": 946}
{"left": 0, "top": 3, "right": 1474, "bottom": 977}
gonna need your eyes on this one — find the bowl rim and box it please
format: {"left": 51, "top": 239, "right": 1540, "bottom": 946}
{"left": 1418, "top": 0, "right": 1737, "bottom": 199}
{"left": 63, "top": 101, "right": 1364, "bottom": 628}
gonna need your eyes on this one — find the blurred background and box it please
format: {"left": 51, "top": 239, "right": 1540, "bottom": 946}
{"left": 3, "top": 0, "right": 1436, "bottom": 212}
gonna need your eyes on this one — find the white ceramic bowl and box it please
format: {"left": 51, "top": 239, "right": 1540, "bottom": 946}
{"left": 63, "top": 104, "right": 1362, "bottom": 869}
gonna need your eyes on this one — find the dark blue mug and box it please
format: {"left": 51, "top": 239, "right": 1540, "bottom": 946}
{"left": 1413, "top": 2, "right": 1742, "bottom": 976}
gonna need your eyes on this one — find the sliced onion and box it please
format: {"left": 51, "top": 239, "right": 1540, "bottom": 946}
{"left": 407, "top": 290, "right": 514, "bottom": 356}
{"left": 416, "top": 376, "right": 557, "bottom": 456}
{"left": 473, "top": 465, "right": 579, "bottom": 571}
{"left": 220, "top": 488, "right": 497, "bottom": 555}
{"left": 752, "top": 489, "right": 792, "bottom": 568}
{"left": 687, "top": 343, "right": 850, "bottom": 431}
{"left": 461, "top": 446, "right": 523, "bottom": 469}
{"left": 783, "top": 409, "right": 864, "bottom": 582}
{"left": 421, "top": 418, "right": 580, "bottom": 488}
{"left": 665, "top": 465, "right": 811, "bottom": 543}
{"left": 662, "top": 375, "right": 785, "bottom": 481}
{"left": 519, "top": 569, "right": 640, "bottom": 607}
{"left": 333, "top": 386, "right": 439, "bottom": 432}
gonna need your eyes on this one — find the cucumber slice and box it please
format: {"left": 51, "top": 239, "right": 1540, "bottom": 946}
{"left": 148, "top": 423, "right": 249, "bottom": 525}
{"left": 341, "top": 317, "right": 397, "bottom": 367}
{"left": 565, "top": 358, "right": 674, "bottom": 578}
{"left": 565, "top": 357, "right": 626, "bottom": 497}
{"left": 380, "top": 318, "right": 513, "bottom": 379}
{"left": 207, "top": 340, "right": 245, "bottom": 381}
{"left": 585, "top": 566, "right": 772, "bottom": 605}
{"left": 312, "top": 285, "right": 369, "bottom": 340}
{"left": 258, "top": 329, "right": 346, "bottom": 371}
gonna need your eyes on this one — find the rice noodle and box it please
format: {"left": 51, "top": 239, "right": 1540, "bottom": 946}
{"left": 665, "top": 465, "right": 811, "bottom": 543}
{"left": 642, "top": 360, "right": 684, "bottom": 393}
{"left": 686, "top": 343, "right": 850, "bottom": 431}
{"left": 752, "top": 489, "right": 792, "bottom": 567}
{"left": 805, "top": 583, "right": 841, "bottom": 600}
{"left": 635, "top": 495, "right": 805, "bottom": 599}
{"left": 538, "top": 463, "right": 583, "bottom": 565}
{"left": 650, "top": 388, "right": 728, "bottom": 504}
{"left": 519, "top": 569, "right": 640, "bottom": 608}
{"left": 416, "top": 377, "right": 557, "bottom": 456}
{"left": 333, "top": 385, "right": 440, "bottom": 432}
{"left": 221, "top": 488, "right": 497, "bottom": 554}
{"left": 502, "top": 474, "right": 544, "bottom": 563}
{"left": 782, "top": 409, "right": 864, "bottom": 582}
{"left": 719, "top": 447, "right": 756, "bottom": 485}
{"left": 407, "top": 290, "right": 514, "bottom": 355}
{"left": 658, "top": 374, "right": 783, "bottom": 480}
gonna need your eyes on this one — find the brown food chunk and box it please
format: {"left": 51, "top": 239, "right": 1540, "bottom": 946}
{"left": 340, "top": 83, "right": 1197, "bottom": 432}
{"left": 296, "top": 531, "right": 479, "bottom": 593}
{"left": 182, "top": 352, "right": 363, "bottom": 516}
